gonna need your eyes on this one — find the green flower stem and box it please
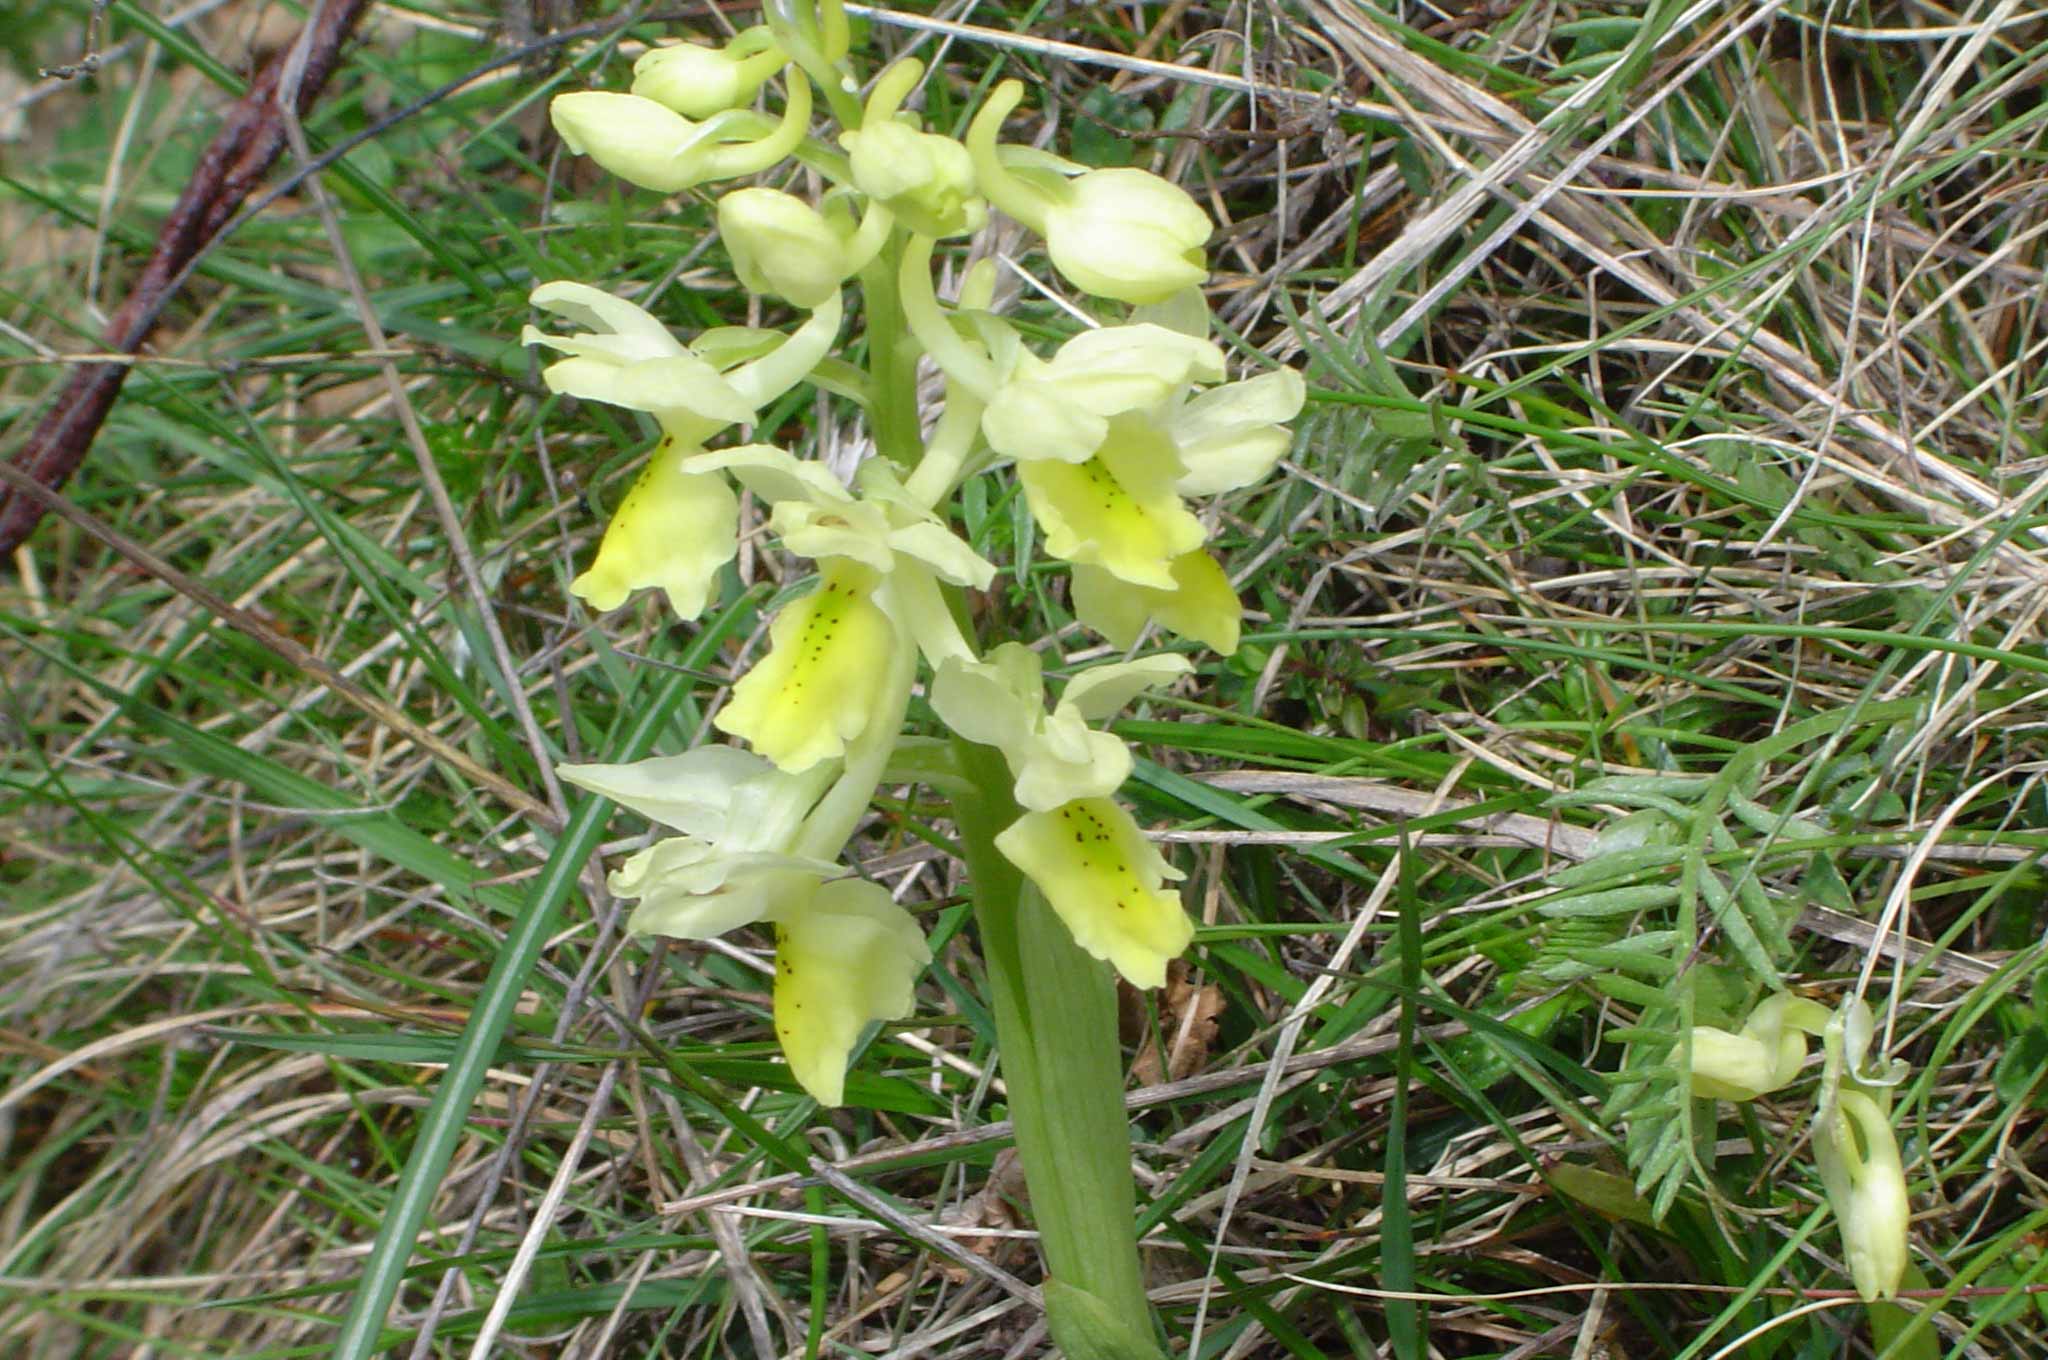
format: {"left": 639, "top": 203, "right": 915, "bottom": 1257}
{"left": 964, "top": 79, "right": 1055, "bottom": 232}
{"left": 841, "top": 199, "right": 895, "bottom": 277}
{"left": 951, "top": 736, "right": 1166, "bottom": 1360}
{"left": 863, "top": 56, "right": 923, "bottom": 124}
{"left": 787, "top": 136, "right": 854, "bottom": 188}
{"left": 766, "top": 0, "right": 863, "bottom": 129}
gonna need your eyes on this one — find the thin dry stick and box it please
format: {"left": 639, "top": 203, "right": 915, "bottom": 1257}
{"left": 806, "top": 1162, "right": 1044, "bottom": 1307}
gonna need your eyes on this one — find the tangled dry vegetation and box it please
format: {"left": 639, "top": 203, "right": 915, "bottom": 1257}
{"left": 4, "top": 2, "right": 2047, "bottom": 1357}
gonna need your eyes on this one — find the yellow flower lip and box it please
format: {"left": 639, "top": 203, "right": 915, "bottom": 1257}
{"left": 770, "top": 878, "right": 931, "bottom": 1107}
{"left": 976, "top": 321, "right": 1299, "bottom": 589}
{"left": 1016, "top": 429, "right": 1206, "bottom": 590}
{"left": 568, "top": 438, "right": 738, "bottom": 621}
{"left": 995, "top": 797, "right": 1192, "bottom": 989}
{"left": 1072, "top": 549, "right": 1242, "bottom": 655}
{"left": 714, "top": 561, "right": 896, "bottom": 772}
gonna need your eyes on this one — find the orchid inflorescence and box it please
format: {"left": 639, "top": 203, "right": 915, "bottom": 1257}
{"left": 529, "top": 4, "right": 1304, "bottom": 1108}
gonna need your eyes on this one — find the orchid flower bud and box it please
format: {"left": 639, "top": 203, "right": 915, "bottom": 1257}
{"left": 1814, "top": 1086, "right": 1910, "bottom": 1301}
{"left": 716, "top": 188, "right": 889, "bottom": 308}
{"left": 718, "top": 188, "right": 850, "bottom": 307}
{"left": 1688, "top": 992, "right": 1833, "bottom": 1102}
{"left": 968, "top": 79, "right": 1210, "bottom": 303}
{"left": 631, "top": 27, "right": 785, "bottom": 119}
{"left": 841, "top": 60, "right": 985, "bottom": 238}
{"left": 1042, "top": 168, "right": 1212, "bottom": 304}
{"left": 848, "top": 120, "right": 984, "bottom": 237}
{"left": 550, "top": 74, "right": 810, "bottom": 194}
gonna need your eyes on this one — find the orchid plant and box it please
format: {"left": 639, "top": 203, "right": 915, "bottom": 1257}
{"left": 526, "top": 5, "right": 1303, "bottom": 1353}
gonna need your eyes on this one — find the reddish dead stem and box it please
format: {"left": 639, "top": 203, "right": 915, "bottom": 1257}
{"left": 0, "top": 0, "right": 372, "bottom": 555}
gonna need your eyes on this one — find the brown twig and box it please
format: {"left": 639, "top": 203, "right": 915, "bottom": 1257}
{"left": 0, "top": 0, "right": 372, "bottom": 555}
